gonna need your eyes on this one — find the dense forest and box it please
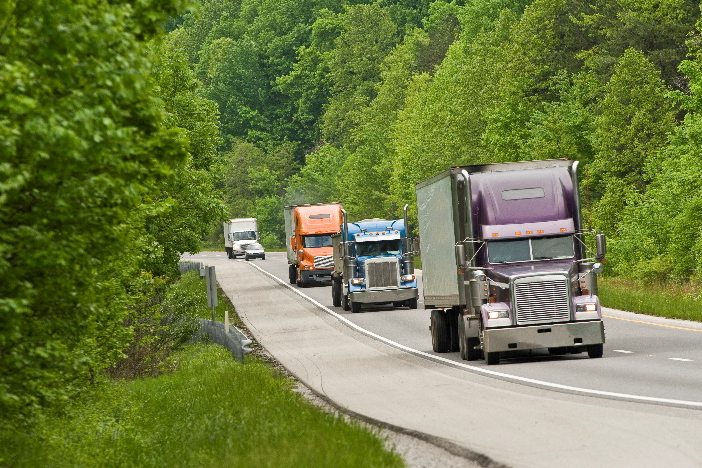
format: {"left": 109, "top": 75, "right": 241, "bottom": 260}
{"left": 3, "top": 0, "right": 702, "bottom": 422}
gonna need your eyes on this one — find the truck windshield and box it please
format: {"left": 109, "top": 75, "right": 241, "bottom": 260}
{"left": 356, "top": 240, "right": 401, "bottom": 257}
{"left": 488, "top": 235, "right": 574, "bottom": 264}
{"left": 303, "top": 235, "right": 332, "bottom": 248}
{"left": 234, "top": 231, "right": 256, "bottom": 241}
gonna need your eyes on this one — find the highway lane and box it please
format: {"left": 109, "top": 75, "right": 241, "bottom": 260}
{"left": 186, "top": 250, "right": 702, "bottom": 467}
{"left": 211, "top": 251, "right": 702, "bottom": 406}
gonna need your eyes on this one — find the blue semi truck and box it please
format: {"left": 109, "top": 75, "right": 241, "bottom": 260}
{"left": 331, "top": 206, "right": 419, "bottom": 313}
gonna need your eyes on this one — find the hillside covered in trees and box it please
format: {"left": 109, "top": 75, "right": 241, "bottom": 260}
{"left": 170, "top": 0, "right": 702, "bottom": 282}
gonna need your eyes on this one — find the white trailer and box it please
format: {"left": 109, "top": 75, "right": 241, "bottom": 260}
{"left": 223, "top": 218, "right": 258, "bottom": 259}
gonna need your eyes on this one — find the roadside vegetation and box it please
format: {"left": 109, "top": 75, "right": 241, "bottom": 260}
{"left": 0, "top": 344, "right": 403, "bottom": 468}
{"left": 599, "top": 278, "right": 702, "bottom": 323}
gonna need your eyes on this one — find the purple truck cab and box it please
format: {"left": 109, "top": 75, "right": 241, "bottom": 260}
{"left": 415, "top": 159, "right": 606, "bottom": 365}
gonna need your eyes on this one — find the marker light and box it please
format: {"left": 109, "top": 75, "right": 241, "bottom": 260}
{"left": 401, "top": 274, "right": 415, "bottom": 282}
{"left": 526, "top": 231, "right": 533, "bottom": 235}
{"left": 350, "top": 278, "right": 365, "bottom": 285}
{"left": 492, "top": 233, "right": 499, "bottom": 237}
{"left": 560, "top": 228, "right": 567, "bottom": 232}
{"left": 538, "top": 230, "right": 544, "bottom": 234}
{"left": 515, "top": 231, "right": 522, "bottom": 236}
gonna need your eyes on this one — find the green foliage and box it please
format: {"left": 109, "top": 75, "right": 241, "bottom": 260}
{"left": 0, "top": 0, "right": 190, "bottom": 420}
{"left": 0, "top": 344, "right": 404, "bottom": 467}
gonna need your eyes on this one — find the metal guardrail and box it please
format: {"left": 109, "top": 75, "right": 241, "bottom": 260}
{"left": 193, "top": 319, "right": 253, "bottom": 364}
{"left": 178, "top": 261, "right": 205, "bottom": 277}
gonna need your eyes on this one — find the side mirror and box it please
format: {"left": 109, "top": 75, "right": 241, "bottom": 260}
{"left": 596, "top": 233, "right": 606, "bottom": 261}
{"left": 591, "top": 262, "right": 604, "bottom": 275}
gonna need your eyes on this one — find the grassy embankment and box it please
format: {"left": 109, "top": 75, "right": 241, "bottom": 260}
{"left": 599, "top": 277, "right": 702, "bottom": 322}
{"left": 0, "top": 272, "right": 403, "bottom": 467}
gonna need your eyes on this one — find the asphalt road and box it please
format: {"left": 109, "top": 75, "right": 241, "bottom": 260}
{"left": 221, "top": 251, "right": 702, "bottom": 405}
{"left": 184, "top": 251, "right": 702, "bottom": 467}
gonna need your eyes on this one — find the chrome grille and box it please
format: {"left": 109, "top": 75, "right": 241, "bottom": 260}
{"left": 313, "top": 255, "right": 334, "bottom": 269}
{"left": 514, "top": 277, "right": 570, "bottom": 325}
{"left": 365, "top": 258, "right": 400, "bottom": 289}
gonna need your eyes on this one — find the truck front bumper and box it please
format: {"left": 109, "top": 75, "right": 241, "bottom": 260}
{"left": 483, "top": 320, "right": 604, "bottom": 353}
{"left": 350, "top": 287, "right": 418, "bottom": 304}
{"left": 300, "top": 269, "right": 332, "bottom": 283}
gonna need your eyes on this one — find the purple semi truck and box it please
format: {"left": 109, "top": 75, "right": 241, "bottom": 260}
{"left": 415, "top": 159, "right": 606, "bottom": 365}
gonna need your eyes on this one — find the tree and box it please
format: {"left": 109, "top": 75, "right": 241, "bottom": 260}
{"left": 0, "top": 0, "right": 188, "bottom": 418}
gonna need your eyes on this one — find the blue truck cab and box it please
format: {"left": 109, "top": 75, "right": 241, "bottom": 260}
{"left": 331, "top": 207, "right": 419, "bottom": 313}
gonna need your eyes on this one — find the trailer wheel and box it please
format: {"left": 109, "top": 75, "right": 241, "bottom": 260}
{"left": 485, "top": 351, "right": 500, "bottom": 365}
{"left": 407, "top": 298, "right": 418, "bottom": 309}
{"left": 430, "top": 310, "right": 451, "bottom": 353}
{"left": 288, "top": 265, "right": 297, "bottom": 284}
{"left": 332, "top": 279, "right": 341, "bottom": 307}
{"left": 343, "top": 294, "right": 350, "bottom": 311}
{"left": 587, "top": 343, "right": 604, "bottom": 358}
{"left": 351, "top": 300, "right": 362, "bottom": 314}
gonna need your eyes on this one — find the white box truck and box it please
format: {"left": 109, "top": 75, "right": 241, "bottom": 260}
{"left": 223, "top": 218, "right": 258, "bottom": 259}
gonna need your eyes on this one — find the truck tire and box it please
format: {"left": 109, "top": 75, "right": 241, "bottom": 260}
{"left": 485, "top": 351, "right": 500, "bottom": 365}
{"left": 587, "top": 343, "right": 604, "bottom": 358}
{"left": 343, "top": 294, "right": 350, "bottom": 311}
{"left": 430, "top": 309, "right": 451, "bottom": 353}
{"left": 351, "top": 300, "right": 362, "bottom": 314}
{"left": 448, "top": 309, "right": 460, "bottom": 352}
{"left": 261, "top": 255, "right": 265, "bottom": 260}
{"left": 288, "top": 265, "right": 297, "bottom": 284}
{"left": 407, "top": 298, "right": 418, "bottom": 309}
{"left": 245, "top": 253, "right": 250, "bottom": 261}
{"left": 332, "top": 279, "right": 341, "bottom": 307}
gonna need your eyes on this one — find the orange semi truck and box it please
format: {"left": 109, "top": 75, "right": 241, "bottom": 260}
{"left": 284, "top": 203, "right": 342, "bottom": 286}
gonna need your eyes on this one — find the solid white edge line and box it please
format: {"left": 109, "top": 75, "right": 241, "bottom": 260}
{"left": 245, "top": 261, "right": 702, "bottom": 410}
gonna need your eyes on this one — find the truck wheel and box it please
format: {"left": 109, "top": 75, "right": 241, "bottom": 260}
{"left": 448, "top": 309, "right": 460, "bottom": 352}
{"left": 288, "top": 265, "right": 297, "bottom": 284}
{"left": 332, "top": 280, "right": 341, "bottom": 307}
{"left": 245, "top": 254, "right": 250, "bottom": 261}
{"left": 407, "top": 298, "right": 418, "bottom": 309}
{"left": 351, "top": 300, "right": 362, "bottom": 313}
{"left": 587, "top": 343, "right": 604, "bottom": 358}
{"left": 261, "top": 255, "right": 265, "bottom": 260}
{"left": 430, "top": 310, "right": 451, "bottom": 353}
{"left": 343, "top": 294, "right": 350, "bottom": 311}
{"left": 485, "top": 351, "right": 500, "bottom": 365}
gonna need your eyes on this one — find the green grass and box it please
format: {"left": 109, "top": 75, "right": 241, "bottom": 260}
{"left": 599, "top": 277, "right": 702, "bottom": 322}
{"left": 0, "top": 344, "right": 403, "bottom": 468}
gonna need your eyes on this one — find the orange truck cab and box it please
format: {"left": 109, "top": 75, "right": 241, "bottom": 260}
{"left": 284, "top": 203, "right": 342, "bottom": 286}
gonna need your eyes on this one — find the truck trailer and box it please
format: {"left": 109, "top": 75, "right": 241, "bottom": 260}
{"left": 415, "top": 159, "right": 606, "bottom": 365}
{"left": 284, "top": 203, "right": 342, "bottom": 287}
{"left": 331, "top": 206, "right": 419, "bottom": 313}
{"left": 223, "top": 218, "right": 258, "bottom": 259}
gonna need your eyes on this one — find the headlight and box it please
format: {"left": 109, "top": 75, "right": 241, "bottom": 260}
{"left": 350, "top": 278, "right": 365, "bottom": 285}
{"left": 401, "top": 274, "right": 415, "bottom": 282}
{"left": 576, "top": 303, "right": 597, "bottom": 312}
{"left": 488, "top": 310, "right": 509, "bottom": 320}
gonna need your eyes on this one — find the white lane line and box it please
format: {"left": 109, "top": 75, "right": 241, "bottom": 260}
{"left": 669, "top": 358, "right": 693, "bottom": 362}
{"left": 245, "top": 262, "right": 702, "bottom": 410}
{"left": 613, "top": 350, "right": 634, "bottom": 354}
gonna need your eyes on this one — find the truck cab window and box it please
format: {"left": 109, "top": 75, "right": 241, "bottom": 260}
{"left": 303, "top": 235, "right": 332, "bottom": 248}
{"left": 488, "top": 239, "right": 531, "bottom": 263}
{"left": 488, "top": 235, "right": 574, "bottom": 263}
{"left": 356, "top": 240, "right": 401, "bottom": 257}
{"left": 234, "top": 231, "right": 256, "bottom": 241}
{"left": 532, "top": 235, "right": 574, "bottom": 260}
